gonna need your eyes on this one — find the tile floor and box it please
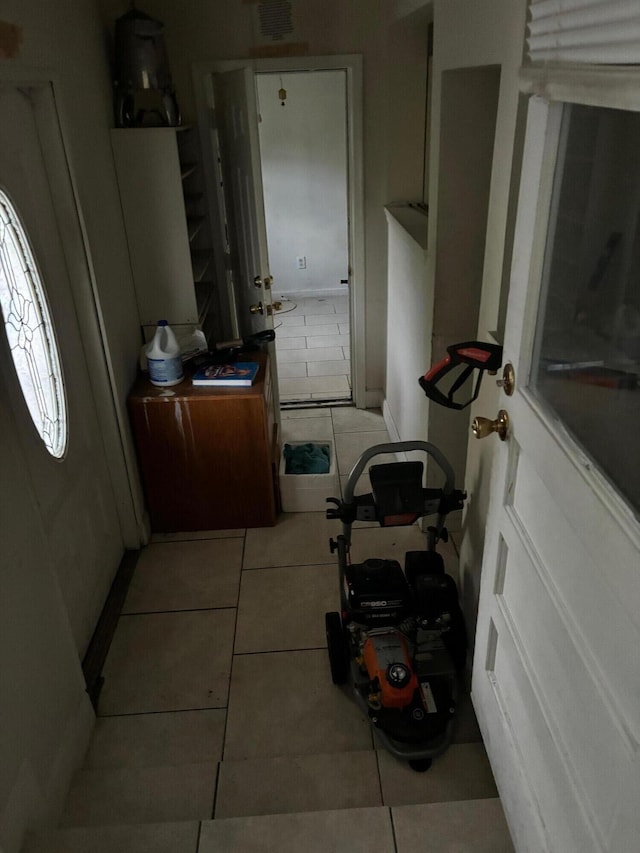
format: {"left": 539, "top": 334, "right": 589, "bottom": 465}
{"left": 274, "top": 294, "right": 352, "bottom": 403}
{"left": 23, "top": 407, "right": 515, "bottom": 853}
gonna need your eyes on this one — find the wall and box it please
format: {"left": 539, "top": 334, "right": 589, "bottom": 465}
{"left": 0, "top": 1, "right": 146, "bottom": 849}
{"left": 257, "top": 70, "right": 349, "bottom": 298}
{"left": 428, "top": 0, "right": 528, "bottom": 643}
{"left": 427, "top": 64, "right": 501, "bottom": 487}
{"left": 98, "top": 0, "right": 428, "bottom": 400}
{"left": 384, "top": 206, "right": 430, "bottom": 443}
{"left": 381, "top": 5, "right": 433, "bottom": 447}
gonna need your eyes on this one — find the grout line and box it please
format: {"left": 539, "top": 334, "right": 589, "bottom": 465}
{"left": 120, "top": 605, "right": 237, "bottom": 617}
{"left": 210, "top": 761, "right": 221, "bottom": 820}
{"left": 220, "top": 531, "right": 246, "bottom": 763}
{"left": 241, "top": 560, "right": 338, "bottom": 572}
{"left": 232, "top": 646, "right": 326, "bottom": 657}
{"left": 389, "top": 805, "right": 400, "bottom": 853}
{"left": 374, "top": 744, "right": 386, "bottom": 810}
{"left": 97, "top": 704, "right": 229, "bottom": 718}
{"left": 95, "top": 707, "right": 228, "bottom": 719}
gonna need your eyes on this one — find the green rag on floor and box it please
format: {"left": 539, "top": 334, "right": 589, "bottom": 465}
{"left": 284, "top": 443, "right": 331, "bottom": 474}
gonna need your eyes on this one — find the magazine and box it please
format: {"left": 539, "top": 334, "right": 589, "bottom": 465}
{"left": 192, "top": 361, "right": 259, "bottom": 387}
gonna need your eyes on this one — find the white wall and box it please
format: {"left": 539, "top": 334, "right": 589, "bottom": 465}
{"left": 428, "top": 0, "right": 528, "bottom": 645}
{"left": 384, "top": 207, "right": 430, "bottom": 443}
{"left": 426, "top": 64, "right": 501, "bottom": 489}
{"left": 257, "top": 71, "right": 349, "bottom": 298}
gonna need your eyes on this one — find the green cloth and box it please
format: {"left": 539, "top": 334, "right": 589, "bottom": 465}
{"left": 284, "top": 443, "right": 330, "bottom": 474}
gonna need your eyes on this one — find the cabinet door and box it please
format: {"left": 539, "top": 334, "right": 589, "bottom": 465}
{"left": 128, "top": 361, "right": 277, "bottom": 531}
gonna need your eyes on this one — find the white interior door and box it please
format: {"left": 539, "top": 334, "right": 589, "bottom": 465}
{"left": 472, "top": 95, "right": 640, "bottom": 852}
{"left": 195, "top": 54, "right": 365, "bottom": 407}
{"left": 209, "top": 67, "right": 279, "bottom": 409}
{"left": 0, "top": 83, "right": 123, "bottom": 654}
{"left": 211, "top": 69, "right": 274, "bottom": 331}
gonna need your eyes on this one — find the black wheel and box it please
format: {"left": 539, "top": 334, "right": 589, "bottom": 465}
{"left": 408, "top": 758, "right": 432, "bottom": 772}
{"left": 325, "top": 611, "right": 348, "bottom": 685}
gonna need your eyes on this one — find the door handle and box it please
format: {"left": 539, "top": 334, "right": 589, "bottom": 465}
{"left": 254, "top": 275, "right": 273, "bottom": 289}
{"left": 496, "top": 363, "right": 515, "bottom": 396}
{"left": 250, "top": 300, "right": 282, "bottom": 316}
{"left": 472, "top": 409, "right": 510, "bottom": 441}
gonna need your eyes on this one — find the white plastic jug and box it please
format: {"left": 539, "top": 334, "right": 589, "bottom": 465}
{"left": 146, "top": 320, "right": 184, "bottom": 387}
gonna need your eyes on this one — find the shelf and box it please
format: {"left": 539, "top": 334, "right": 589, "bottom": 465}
{"left": 195, "top": 281, "right": 214, "bottom": 322}
{"left": 181, "top": 163, "right": 198, "bottom": 180}
{"left": 187, "top": 216, "right": 205, "bottom": 242}
{"left": 183, "top": 192, "right": 204, "bottom": 216}
{"left": 191, "top": 250, "right": 212, "bottom": 283}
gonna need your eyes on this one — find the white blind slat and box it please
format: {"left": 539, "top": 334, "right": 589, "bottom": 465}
{"left": 529, "top": 0, "right": 628, "bottom": 21}
{"left": 528, "top": 3, "right": 640, "bottom": 35}
{"left": 529, "top": 21, "right": 640, "bottom": 50}
{"left": 526, "top": 0, "right": 640, "bottom": 65}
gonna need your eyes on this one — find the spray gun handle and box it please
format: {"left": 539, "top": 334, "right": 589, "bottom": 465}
{"left": 419, "top": 341, "right": 503, "bottom": 410}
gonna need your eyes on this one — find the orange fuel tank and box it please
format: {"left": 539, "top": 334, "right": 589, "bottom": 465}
{"left": 362, "top": 629, "right": 418, "bottom": 709}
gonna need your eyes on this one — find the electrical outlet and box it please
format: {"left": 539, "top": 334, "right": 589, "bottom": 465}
{"left": 296, "top": 256, "right": 307, "bottom": 270}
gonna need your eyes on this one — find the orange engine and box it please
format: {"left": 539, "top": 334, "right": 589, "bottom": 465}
{"left": 362, "top": 629, "right": 418, "bottom": 709}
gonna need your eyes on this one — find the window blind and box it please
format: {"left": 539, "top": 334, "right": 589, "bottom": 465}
{"left": 527, "top": 0, "right": 640, "bottom": 64}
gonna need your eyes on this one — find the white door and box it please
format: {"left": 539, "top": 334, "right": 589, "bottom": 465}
{"left": 212, "top": 67, "right": 273, "bottom": 338}
{"left": 209, "top": 67, "right": 279, "bottom": 408}
{"left": 0, "top": 83, "right": 123, "bottom": 654}
{"left": 472, "top": 95, "right": 640, "bottom": 851}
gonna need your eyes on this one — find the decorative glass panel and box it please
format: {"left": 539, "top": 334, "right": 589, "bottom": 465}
{"left": 531, "top": 103, "right": 640, "bottom": 516}
{"left": 0, "top": 190, "right": 67, "bottom": 457}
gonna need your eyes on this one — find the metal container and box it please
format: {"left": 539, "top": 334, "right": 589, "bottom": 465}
{"left": 113, "top": 7, "right": 180, "bottom": 127}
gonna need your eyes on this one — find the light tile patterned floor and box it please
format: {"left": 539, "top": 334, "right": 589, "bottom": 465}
{"left": 25, "top": 407, "right": 515, "bottom": 853}
{"left": 274, "top": 295, "right": 352, "bottom": 403}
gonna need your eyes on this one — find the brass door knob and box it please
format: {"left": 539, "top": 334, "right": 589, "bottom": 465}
{"left": 249, "top": 302, "right": 264, "bottom": 315}
{"left": 496, "top": 363, "right": 515, "bottom": 396}
{"left": 266, "top": 301, "right": 283, "bottom": 316}
{"left": 472, "top": 409, "right": 510, "bottom": 441}
{"left": 254, "top": 275, "right": 273, "bottom": 289}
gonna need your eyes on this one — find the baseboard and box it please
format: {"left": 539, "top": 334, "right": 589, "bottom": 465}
{"left": 275, "top": 288, "right": 348, "bottom": 300}
{"left": 382, "top": 398, "right": 401, "bottom": 441}
{"left": 82, "top": 548, "right": 139, "bottom": 709}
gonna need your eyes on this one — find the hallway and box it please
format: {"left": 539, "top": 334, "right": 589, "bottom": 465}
{"left": 275, "top": 295, "right": 351, "bottom": 403}
{"left": 23, "top": 408, "right": 513, "bottom": 853}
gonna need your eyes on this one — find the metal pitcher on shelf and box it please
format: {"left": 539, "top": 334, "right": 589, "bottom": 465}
{"left": 113, "top": 5, "right": 180, "bottom": 128}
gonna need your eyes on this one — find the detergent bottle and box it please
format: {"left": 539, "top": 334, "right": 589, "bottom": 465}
{"left": 146, "top": 320, "right": 184, "bottom": 387}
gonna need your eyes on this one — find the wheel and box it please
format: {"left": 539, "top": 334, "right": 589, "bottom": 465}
{"left": 408, "top": 758, "right": 432, "bottom": 772}
{"left": 325, "top": 611, "right": 349, "bottom": 685}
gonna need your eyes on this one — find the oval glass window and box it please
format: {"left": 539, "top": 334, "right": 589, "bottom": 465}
{"left": 0, "top": 189, "right": 67, "bottom": 457}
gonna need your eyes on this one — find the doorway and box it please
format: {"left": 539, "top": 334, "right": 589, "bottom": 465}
{"left": 256, "top": 70, "right": 352, "bottom": 405}
{"left": 195, "top": 55, "right": 364, "bottom": 408}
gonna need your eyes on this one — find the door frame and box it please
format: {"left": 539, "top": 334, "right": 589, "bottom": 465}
{"left": 0, "top": 70, "right": 145, "bottom": 545}
{"left": 193, "top": 55, "right": 365, "bottom": 408}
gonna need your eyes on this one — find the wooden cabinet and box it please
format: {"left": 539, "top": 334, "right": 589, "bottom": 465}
{"left": 111, "top": 126, "right": 219, "bottom": 344}
{"left": 128, "top": 353, "right": 279, "bottom": 531}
